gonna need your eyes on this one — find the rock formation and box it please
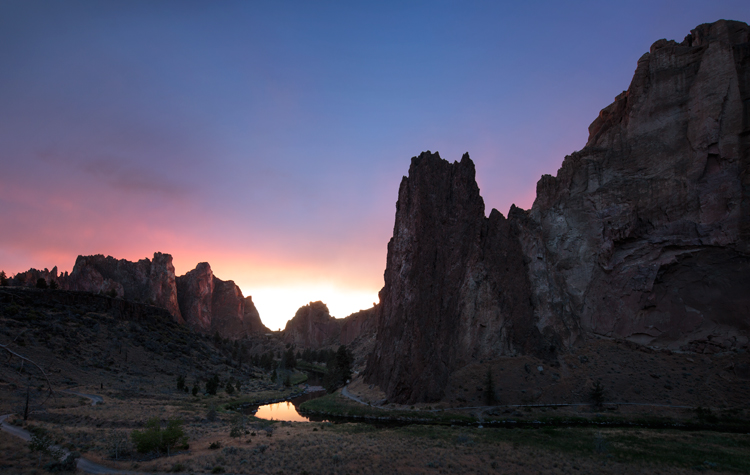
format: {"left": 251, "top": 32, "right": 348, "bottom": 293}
{"left": 65, "top": 252, "right": 184, "bottom": 324}
{"left": 282, "top": 301, "right": 342, "bottom": 348}
{"left": 282, "top": 302, "right": 378, "bottom": 349}
{"left": 15, "top": 253, "right": 270, "bottom": 338}
{"left": 520, "top": 19, "right": 750, "bottom": 351}
{"left": 340, "top": 306, "right": 378, "bottom": 346}
{"left": 365, "top": 20, "right": 750, "bottom": 404}
{"left": 176, "top": 262, "right": 270, "bottom": 339}
{"left": 363, "top": 152, "right": 541, "bottom": 403}
{"left": 9, "top": 266, "right": 63, "bottom": 288}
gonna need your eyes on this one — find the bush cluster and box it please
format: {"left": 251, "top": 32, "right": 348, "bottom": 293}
{"left": 131, "top": 417, "right": 188, "bottom": 455}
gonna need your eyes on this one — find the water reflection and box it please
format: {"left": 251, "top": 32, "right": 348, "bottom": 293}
{"left": 255, "top": 400, "right": 310, "bottom": 422}
{"left": 250, "top": 390, "right": 328, "bottom": 422}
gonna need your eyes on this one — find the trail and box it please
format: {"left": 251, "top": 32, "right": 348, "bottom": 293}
{"left": 1, "top": 408, "right": 139, "bottom": 474}
{"left": 58, "top": 389, "right": 104, "bottom": 406}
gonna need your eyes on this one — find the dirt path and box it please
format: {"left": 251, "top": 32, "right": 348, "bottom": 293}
{"left": 58, "top": 389, "right": 104, "bottom": 406}
{"left": 1, "top": 412, "right": 139, "bottom": 474}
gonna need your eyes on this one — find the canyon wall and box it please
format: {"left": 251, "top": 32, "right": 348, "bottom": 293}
{"left": 65, "top": 252, "right": 184, "bottom": 324}
{"left": 13, "top": 253, "right": 270, "bottom": 339}
{"left": 520, "top": 19, "right": 750, "bottom": 351}
{"left": 175, "top": 262, "right": 270, "bottom": 338}
{"left": 282, "top": 301, "right": 343, "bottom": 348}
{"left": 365, "top": 20, "right": 750, "bottom": 403}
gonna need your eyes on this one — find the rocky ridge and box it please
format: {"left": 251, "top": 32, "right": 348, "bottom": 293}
{"left": 280, "top": 301, "right": 377, "bottom": 346}
{"left": 63, "top": 252, "right": 183, "bottom": 324}
{"left": 10, "top": 253, "right": 269, "bottom": 339}
{"left": 176, "top": 261, "right": 267, "bottom": 338}
{"left": 365, "top": 20, "right": 750, "bottom": 404}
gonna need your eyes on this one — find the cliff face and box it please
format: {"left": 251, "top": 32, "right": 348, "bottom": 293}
{"left": 340, "top": 305, "right": 378, "bottom": 346}
{"left": 364, "top": 152, "right": 540, "bottom": 403}
{"left": 282, "top": 301, "right": 342, "bottom": 348}
{"left": 176, "top": 262, "right": 270, "bottom": 339}
{"left": 19, "top": 253, "right": 271, "bottom": 339}
{"left": 365, "top": 20, "right": 750, "bottom": 404}
{"left": 522, "top": 19, "right": 750, "bottom": 351}
{"left": 65, "top": 252, "right": 184, "bottom": 324}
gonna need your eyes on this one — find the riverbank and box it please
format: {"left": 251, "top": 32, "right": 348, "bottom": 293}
{"left": 300, "top": 387, "right": 750, "bottom": 434}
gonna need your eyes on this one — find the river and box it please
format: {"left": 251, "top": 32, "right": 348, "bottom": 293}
{"left": 248, "top": 371, "right": 329, "bottom": 422}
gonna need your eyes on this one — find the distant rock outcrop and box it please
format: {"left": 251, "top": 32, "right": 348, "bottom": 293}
{"left": 176, "top": 262, "right": 270, "bottom": 339}
{"left": 282, "top": 301, "right": 342, "bottom": 348}
{"left": 14, "top": 253, "right": 270, "bottom": 339}
{"left": 282, "top": 302, "right": 378, "bottom": 349}
{"left": 9, "top": 266, "right": 64, "bottom": 288}
{"left": 365, "top": 20, "right": 750, "bottom": 404}
{"left": 65, "top": 252, "right": 184, "bottom": 324}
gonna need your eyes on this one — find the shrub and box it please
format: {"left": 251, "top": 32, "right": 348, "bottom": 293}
{"left": 176, "top": 375, "right": 185, "bottom": 392}
{"left": 192, "top": 384, "right": 199, "bottom": 396}
{"left": 225, "top": 381, "right": 234, "bottom": 395}
{"left": 207, "top": 405, "right": 217, "bottom": 422}
{"left": 131, "top": 417, "right": 188, "bottom": 455}
{"left": 229, "top": 413, "right": 245, "bottom": 438}
{"left": 44, "top": 452, "right": 80, "bottom": 472}
{"left": 106, "top": 430, "right": 132, "bottom": 459}
{"left": 171, "top": 462, "right": 186, "bottom": 472}
{"left": 29, "top": 428, "right": 64, "bottom": 460}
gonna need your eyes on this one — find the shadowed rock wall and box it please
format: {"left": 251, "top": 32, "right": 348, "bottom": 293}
{"left": 364, "top": 152, "right": 539, "bottom": 403}
{"left": 365, "top": 20, "right": 750, "bottom": 404}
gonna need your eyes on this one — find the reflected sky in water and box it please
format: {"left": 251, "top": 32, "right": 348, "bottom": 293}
{"left": 255, "top": 400, "right": 311, "bottom": 422}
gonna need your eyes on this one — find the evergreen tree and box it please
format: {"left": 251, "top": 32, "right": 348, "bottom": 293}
{"left": 323, "top": 345, "right": 353, "bottom": 393}
{"left": 0, "top": 271, "right": 8, "bottom": 286}
{"left": 176, "top": 375, "right": 185, "bottom": 392}
{"left": 206, "top": 375, "right": 220, "bottom": 395}
{"left": 49, "top": 280, "right": 58, "bottom": 290}
{"left": 484, "top": 367, "right": 496, "bottom": 406}
{"left": 191, "top": 384, "right": 199, "bottom": 396}
{"left": 284, "top": 347, "right": 296, "bottom": 369}
{"left": 35, "top": 278, "right": 48, "bottom": 289}
{"left": 590, "top": 381, "right": 605, "bottom": 408}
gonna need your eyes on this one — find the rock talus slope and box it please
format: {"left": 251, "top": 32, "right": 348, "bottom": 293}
{"left": 365, "top": 20, "right": 750, "bottom": 404}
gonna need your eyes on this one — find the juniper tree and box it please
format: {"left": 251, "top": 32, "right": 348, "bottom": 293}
{"left": 485, "top": 367, "right": 496, "bottom": 406}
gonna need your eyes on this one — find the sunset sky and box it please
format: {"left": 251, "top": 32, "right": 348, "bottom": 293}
{"left": 2, "top": 1, "right": 748, "bottom": 331}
